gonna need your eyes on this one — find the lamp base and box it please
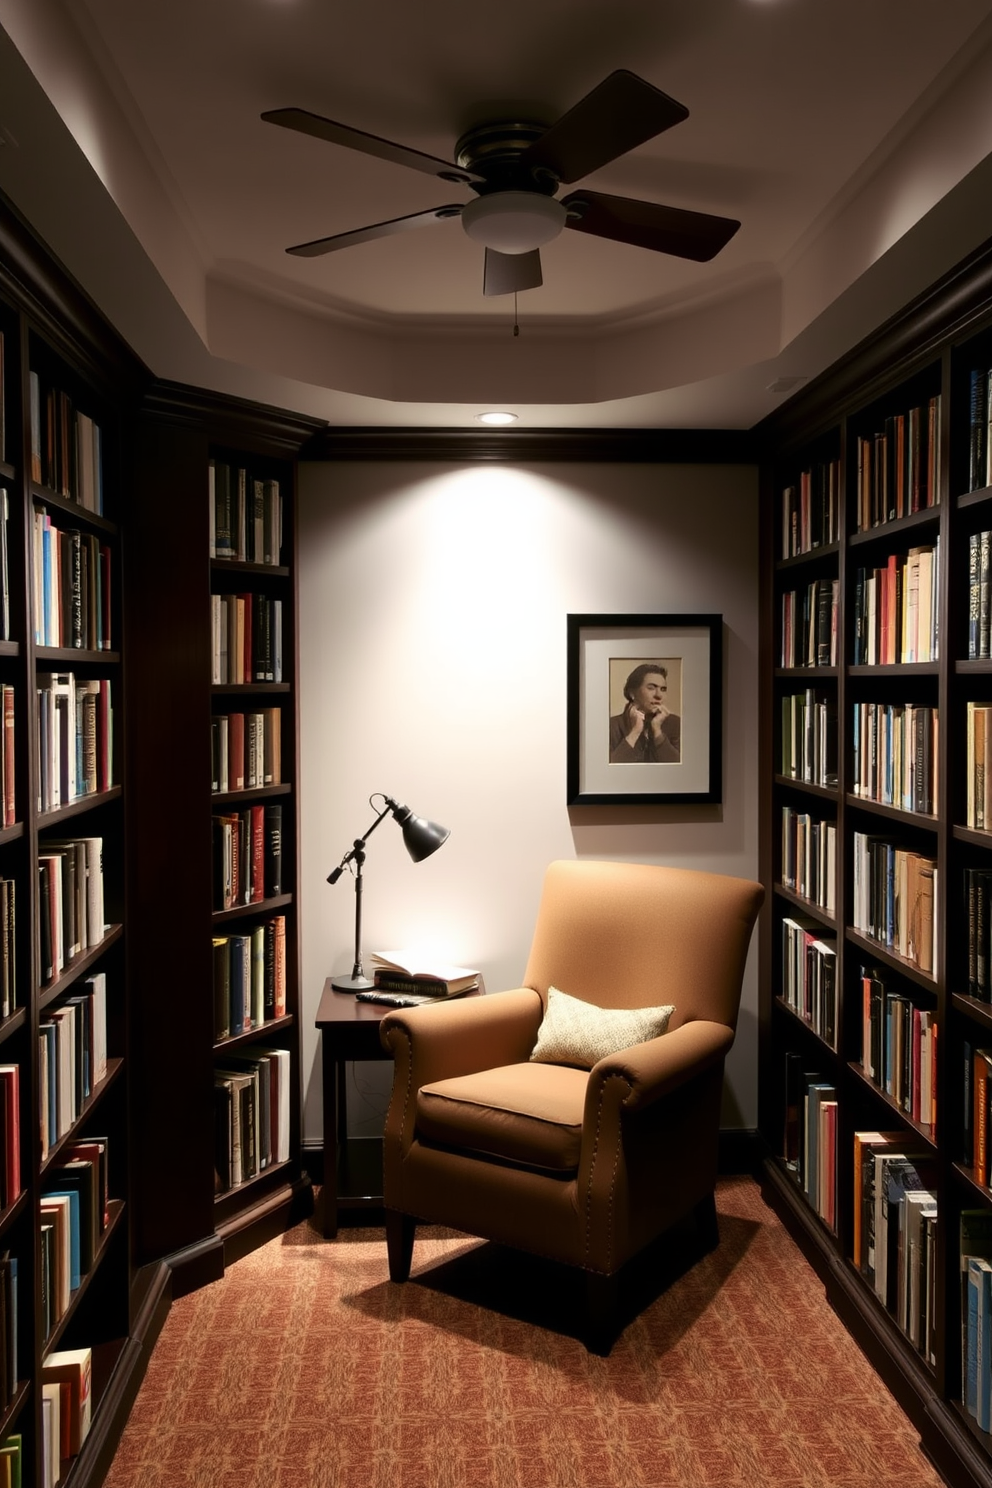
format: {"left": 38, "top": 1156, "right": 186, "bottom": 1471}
{"left": 331, "top": 972, "right": 375, "bottom": 993}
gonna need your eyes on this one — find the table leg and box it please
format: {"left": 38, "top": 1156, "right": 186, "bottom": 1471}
{"left": 321, "top": 1032, "right": 339, "bottom": 1238}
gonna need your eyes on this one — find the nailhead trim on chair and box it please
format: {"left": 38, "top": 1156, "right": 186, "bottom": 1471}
{"left": 584, "top": 1072, "right": 633, "bottom": 1274}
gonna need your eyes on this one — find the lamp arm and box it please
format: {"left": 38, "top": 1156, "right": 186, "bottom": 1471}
{"left": 326, "top": 795, "right": 398, "bottom": 884}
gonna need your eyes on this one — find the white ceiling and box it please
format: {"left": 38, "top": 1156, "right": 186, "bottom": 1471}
{"left": 0, "top": 0, "right": 992, "bottom": 429}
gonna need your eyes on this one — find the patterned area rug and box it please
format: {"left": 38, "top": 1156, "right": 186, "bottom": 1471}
{"left": 104, "top": 1176, "right": 945, "bottom": 1488}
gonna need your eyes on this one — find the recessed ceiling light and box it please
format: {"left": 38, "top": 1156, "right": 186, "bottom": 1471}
{"left": 476, "top": 411, "right": 518, "bottom": 426}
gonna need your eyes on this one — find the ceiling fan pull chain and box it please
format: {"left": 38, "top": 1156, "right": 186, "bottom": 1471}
{"left": 513, "top": 292, "right": 519, "bottom": 337}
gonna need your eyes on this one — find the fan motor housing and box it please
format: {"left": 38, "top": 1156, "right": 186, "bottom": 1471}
{"left": 454, "top": 121, "right": 557, "bottom": 195}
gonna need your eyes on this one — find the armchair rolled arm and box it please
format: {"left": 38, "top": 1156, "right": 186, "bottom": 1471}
{"left": 379, "top": 988, "right": 544, "bottom": 1087}
{"left": 587, "top": 1019, "right": 734, "bottom": 1116}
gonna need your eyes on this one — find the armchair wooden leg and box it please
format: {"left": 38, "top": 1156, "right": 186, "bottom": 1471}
{"left": 385, "top": 1209, "right": 416, "bottom": 1282}
{"left": 694, "top": 1191, "right": 720, "bottom": 1253}
{"left": 584, "top": 1270, "right": 619, "bottom": 1356}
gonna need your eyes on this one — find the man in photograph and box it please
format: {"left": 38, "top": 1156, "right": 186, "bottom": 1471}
{"left": 609, "top": 661, "right": 681, "bottom": 762}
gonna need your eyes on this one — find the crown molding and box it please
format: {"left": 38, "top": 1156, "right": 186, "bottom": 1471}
{"left": 301, "top": 426, "right": 758, "bottom": 463}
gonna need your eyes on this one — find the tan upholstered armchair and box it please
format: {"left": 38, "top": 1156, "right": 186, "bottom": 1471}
{"left": 379, "top": 859, "right": 764, "bottom": 1352}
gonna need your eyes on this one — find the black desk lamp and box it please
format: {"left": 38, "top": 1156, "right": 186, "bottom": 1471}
{"left": 327, "top": 792, "right": 450, "bottom": 992}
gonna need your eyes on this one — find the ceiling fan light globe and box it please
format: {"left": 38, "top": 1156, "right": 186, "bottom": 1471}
{"left": 461, "top": 191, "right": 566, "bottom": 254}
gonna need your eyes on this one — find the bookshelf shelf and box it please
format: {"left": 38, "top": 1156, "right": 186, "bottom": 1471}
{"left": 844, "top": 927, "right": 938, "bottom": 991}
{"left": 37, "top": 787, "right": 122, "bottom": 829}
{"left": 773, "top": 882, "right": 838, "bottom": 927}
{"left": 759, "top": 237, "right": 992, "bottom": 1488}
{"left": 845, "top": 795, "right": 940, "bottom": 829}
{"left": 38, "top": 925, "right": 123, "bottom": 1006}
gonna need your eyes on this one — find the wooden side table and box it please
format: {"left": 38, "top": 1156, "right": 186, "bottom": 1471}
{"left": 315, "top": 978, "right": 393, "bottom": 1237}
{"left": 315, "top": 976, "right": 485, "bottom": 1238}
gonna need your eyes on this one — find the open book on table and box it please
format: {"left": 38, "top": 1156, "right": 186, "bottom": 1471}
{"left": 370, "top": 950, "right": 480, "bottom": 996}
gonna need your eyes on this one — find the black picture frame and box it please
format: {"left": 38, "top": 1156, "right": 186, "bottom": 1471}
{"left": 567, "top": 613, "right": 723, "bottom": 806}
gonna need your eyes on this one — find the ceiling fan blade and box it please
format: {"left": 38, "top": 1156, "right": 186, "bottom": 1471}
{"left": 262, "top": 108, "right": 482, "bottom": 185}
{"left": 561, "top": 189, "right": 740, "bottom": 262}
{"left": 483, "top": 248, "right": 543, "bottom": 297}
{"left": 519, "top": 71, "right": 689, "bottom": 186}
{"left": 286, "top": 205, "right": 464, "bottom": 257}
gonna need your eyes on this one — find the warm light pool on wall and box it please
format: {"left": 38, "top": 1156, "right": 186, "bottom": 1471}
{"left": 476, "top": 412, "right": 518, "bottom": 426}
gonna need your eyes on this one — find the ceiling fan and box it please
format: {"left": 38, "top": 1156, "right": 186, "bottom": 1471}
{"left": 261, "top": 70, "right": 740, "bottom": 297}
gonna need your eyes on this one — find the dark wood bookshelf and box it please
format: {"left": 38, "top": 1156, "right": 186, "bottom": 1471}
{"left": 0, "top": 184, "right": 147, "bottom": 1488}
{"left": 127, "top": 384, "right": 320, "bottom": 1288}
{"left": 758, "top": 232, "right": 992, "bottom": 1488}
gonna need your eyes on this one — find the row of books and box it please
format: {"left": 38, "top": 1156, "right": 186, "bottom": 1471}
{"left": 857, "top": 966, "right": 937, "bottom": 1132}
{"left": 210, "top": 709, "right": 282, "bottom": 795}
{"left": 36, "top": 673, "right": 113, "bottom": 812}
{"left": 212, "top": 804, "right": 283, "bottom": 912}
{"left": 780, "top": 806, "right": 836, "bottom": 915}
{"left": 780, "top": 918, "right": 837, "bottom": 1048}
{"left": 40, "top": 1137, "right": 110, "bottom": 1340}
{"left": 780, "top": 689, "right": 838, "bottom": 787}
{"left": 212, "top": 915, "right": 287, "bottom": 1041}
{"left": 853, "top": 1132, "right": 936, "bottom": 1362}
{"left": 851, "top": 543, "right": 940, "bottom": 666}
{"left": 41, "top": 1347, "right": 91, "bottom": 1477}
{"left": 779, "top": 458, "right": 840, "bottom": 560}
{"left": 853, "top": 395, "right": 941, "bottom": 531}
{"left": 209, "top": 460, "right": 283, "bottom": 566}
{"left": 852, "top": 832, "right": 938, "bottom": 974}
{"left": 851, "top": 701, "right": 938, "bottom": 815}
{"left": 0, "top": 1256, "right": 15, "bottom": 1413}
{"left": 38, "top": 836, "right": 105, "bottom": 985}
{"left": 0, "top": 881, "right": 13, "bottom": 1023}
{"left": 969, "top": 1047, "right": 992, "bottom": 1188}
{"left": 32, "top": 510, "right": 112, "bottom": 651}
{"left": 0, "top": 491, "right": 8, "bottom": 644}
{"left": 967, "top": 529, "right": 992, "bottom": 659}
{"left": 0, "top": 1067, "right": 17, "bottom": 1214}
{"left": 779, "top": 578, "right": 838, "bottom": 668}
{"left": 966, "top": 702, "right": 992, "bottom": 831}
{"left": 968, "top": 367, "right": 992, "bottom": 494}
{"left": 210, "top": 593, "right": 284, "bottom": 685}
{"left": 783, "top": 1056, "right": 837, "bottom": 1229}
{"left": 39, "top": 974, "right": 108, "bottom": 1159}
{"left": 965, "top": 868, "right": 992, "bottom": 1001}
{"left": 28, "top": 371, "right": 103, "bottom": 513}
{"left": 0, "top": 686, "right": 13, "bottom": 830}
{"left": 214, "top": 1046, "right": 291, "bottom": 1192}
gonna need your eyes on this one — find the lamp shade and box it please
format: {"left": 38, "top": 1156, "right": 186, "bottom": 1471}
{"left": 460, "top": 191, "right": 566, "bottom": 254}
{"left": 391, "top": 802, "right": 450, "bottom": 862}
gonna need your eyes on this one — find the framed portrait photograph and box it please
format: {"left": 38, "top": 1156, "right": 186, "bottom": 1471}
{"left": 566, "top": 614, "right": 723, "bottom": 806}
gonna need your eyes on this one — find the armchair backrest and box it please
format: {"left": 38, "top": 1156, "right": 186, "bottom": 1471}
{"left": 523, "top": 859, "right": 764, "bottom": 1032}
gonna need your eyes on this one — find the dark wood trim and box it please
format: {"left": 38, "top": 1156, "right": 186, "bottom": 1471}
{"left": 142, "top": 380, "right": 325, "bottom": 456}
{"left": 755, "top": 232, "right": 992, "bottom": 454}
{"left": 302, "top": 426, "right": 759, "bottom": 464}
{"left": 0, "top": 185, "right": 148, "bottom": 398}
{"left": 215, "top": 1175, "right": 315, "bottom": 1267}
{"left": 717, "top": 1127, "right": 762, "bottom": 1175}
{"left": 161, "top": 1234, "right": 226, "bottom": 1301}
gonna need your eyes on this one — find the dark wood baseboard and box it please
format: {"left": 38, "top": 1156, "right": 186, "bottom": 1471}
{"left": 215, "top": 1175, "right": 315, "bottom": 1268}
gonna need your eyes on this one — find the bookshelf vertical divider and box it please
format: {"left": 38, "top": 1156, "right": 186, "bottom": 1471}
{"left": 759, "top": 240, "right": 992, "bottom": 1488}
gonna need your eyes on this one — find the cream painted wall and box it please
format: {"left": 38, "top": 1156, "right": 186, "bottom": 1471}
{"left": 297, "top": 459, "right": 760, "bottom": 1147}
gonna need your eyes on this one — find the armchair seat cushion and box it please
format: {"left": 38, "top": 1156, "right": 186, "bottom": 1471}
{"left": 417, "top": 1061, "right": 587, "bottom": 1173}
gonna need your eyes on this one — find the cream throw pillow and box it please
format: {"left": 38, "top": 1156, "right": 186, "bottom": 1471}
{"left": 529, "top": 985, "right": 675, "bottom": 1069}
